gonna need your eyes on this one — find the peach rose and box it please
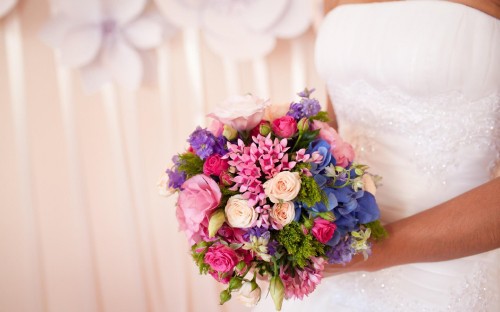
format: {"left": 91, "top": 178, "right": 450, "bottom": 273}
{"left": 270, "top": 201, "right": 295, "bottom": 229}
{"left": 263, "top": 171, "right": 301, "bottom": 203}
{"left": 225, "top": 195, "right": 257, "bottom": 228}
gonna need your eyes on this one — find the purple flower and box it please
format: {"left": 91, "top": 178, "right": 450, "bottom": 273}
{"left": 243, "top": 227, "right": 269, "bottom": 241}
{"left": 188, "top": 127, "right": 226, "bottom": 159}
{"left": 287, "top": 89, "right": 321, "bottom": 120}
{"left": 166, "top": 167, "right": 186, "bottom": 189}
{"left": 297, "top": 88, "right": 316, "bottom": 98}
{"left": 326, "top": 237, "right": 355, "bottom": 265}
{"left": 165, "top": 155, "right": 186, "bottom": 189}
{"left": 267, "top": 239, "right": 278, "bottom": 256}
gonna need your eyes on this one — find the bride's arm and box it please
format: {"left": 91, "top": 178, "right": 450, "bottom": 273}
{"left": 325, "top": 177, "right": 500, "bottom": 275}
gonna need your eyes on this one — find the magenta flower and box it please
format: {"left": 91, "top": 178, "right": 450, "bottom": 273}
{"left": 311, "top": 218, "right": 337, "bottom": 244}
{"left": 204, "top": 244, "right": 239, "bottom": 273}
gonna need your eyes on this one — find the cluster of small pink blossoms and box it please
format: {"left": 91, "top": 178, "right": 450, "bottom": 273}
{"left": 280, "top": 257, "right": 326, "bottom": 300}
{"left": 224, "top": 134, "right": 296, "bottom": 228}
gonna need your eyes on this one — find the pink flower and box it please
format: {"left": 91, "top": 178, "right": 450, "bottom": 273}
{"left": 312, "top": 120, "right": 355, "bottom": 168}
{"left": 204, "top": 244, "right": 239, "bottom": 273}
{"left": 311, "top": 218, "right": 336, "bottom": 244}
{"left": 217, "top": 225, "right": 246, "bottom": 244}
{"left": 271, "top": 116, "right": 297, "bottom": 138}
{"left": 280, "top": 257, "right": 325, "bottom": 299}
{"left": 203, "top": 154, "right": 229, "bottom": 176}
{"left": 334, "top": 142, "right": 355, "bottom": 168}
{"left": 208, "top": 94, "right": 269, "bottom": 131}
{"left": 176, "top": 174, "right": 222, "bottom": 245}
{"left": 208, "top": 119, "right": 224, "bottom": 137}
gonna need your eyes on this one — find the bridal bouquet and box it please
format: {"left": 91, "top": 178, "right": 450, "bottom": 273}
{"left": 158, "top": 89, "right": 385, "bottom": 310}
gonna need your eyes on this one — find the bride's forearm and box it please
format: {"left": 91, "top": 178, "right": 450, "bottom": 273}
{"left": 368, "top": 177, "right": 500, "bottom": 270}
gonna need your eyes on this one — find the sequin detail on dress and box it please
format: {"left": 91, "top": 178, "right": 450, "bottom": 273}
{"left": 329, "top": 80, "right": 500, "bottom": 182}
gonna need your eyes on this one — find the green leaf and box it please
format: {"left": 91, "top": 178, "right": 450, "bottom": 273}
{"left": 310, "top": 111, "right": 330, "bottom": 122}
{"left": 208, "top": 209, "right": 226, "bottom": 238}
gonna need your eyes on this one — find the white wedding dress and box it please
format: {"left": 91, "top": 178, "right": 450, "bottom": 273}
{"left": 255, "top": 1, "right": 500, "bottom": 311}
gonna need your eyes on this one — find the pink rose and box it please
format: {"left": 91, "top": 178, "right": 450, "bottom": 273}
{"left": 271, "top": 116, "right": 297, "bottom": 138}
{"left": 176, "top": 174, "right": 222, "bottom": 245}
{"left": 208, "top": 94, "right": 270, "bottom": 131}
{"left": 334, "top": 142, "right": 355, "bottom": 168}
{"left": 204, "top": 244, "right": 239, "bottom": 273}
{"left": 312, "top": 120, "right": 355, "bottom": 168}
{"left": 203, "top": 154, "right": 229, "bottom": 176}
{"left": 311, "top": 218, "right": 337, "bottom": 244}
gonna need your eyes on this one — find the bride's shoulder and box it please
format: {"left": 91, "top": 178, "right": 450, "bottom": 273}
{"left": 323, "top": 0, "right": 500, "bottom": 19}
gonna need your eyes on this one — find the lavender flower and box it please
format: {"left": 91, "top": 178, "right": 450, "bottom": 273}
{"left": 287, "top": 89, "right": 321, "bottom": 120}
{"left": 166, "top": 167, "right": 186, "bottom": 189}
{"left": 188, "top": 127, "right": 223, "bottom": 159}
{"left": 326, "top": 237, "right": 355, "bottom": 265}
{"left": 243, "top": 227, "right": 269, "bottom": 241}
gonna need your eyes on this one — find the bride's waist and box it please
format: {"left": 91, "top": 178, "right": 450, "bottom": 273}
{"left": 340, "top": 130, "right": 498, "bottom": 221}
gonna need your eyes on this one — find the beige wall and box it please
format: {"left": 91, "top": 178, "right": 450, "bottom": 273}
{"left": 0, "top": 1, "right": 326, "bottom": 311}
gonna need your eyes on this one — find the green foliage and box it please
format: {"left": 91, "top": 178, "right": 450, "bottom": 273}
{"left": 177, "top": 152, "right": 204, "bottom": 178}
{"left": 364, "top": 220, "right": 388, "bottom": 241}
{"left": 218, "top": 186, "right": 239, "bottom": 209}
{"left": 292, "top": 162, "right": 311, "bottom": 173}
{"left": 292, "top": 129, "right": 320, "bottom": 152}
{"left": 310, "top": 111, "right": 330, "bottom": 122}
{"left": 276, "top": 222, "right": 325, "bottom": 268}
{"left": 297, "top": 175, "right": 323, "bottom": 207}
{"left": 191, "top": 241, "right": 212, "bottom": 274}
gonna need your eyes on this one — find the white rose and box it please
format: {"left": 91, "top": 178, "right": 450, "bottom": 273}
{"left": 225, "top": 195, "right": 257, "bottom": 228}
{"left": 362, "top": 174, "right": 377, "bottom": 195}
{"left": 157, "top": 173, "right": 175, "bottom": 197}
{"left": 263, "top": 171, "right": 301, "bottom": 203}
{"left": 208, "top": 94, "right": 270, "bottom": 131}
{"left": 270, "top": 201, "right": 295, "bottom": 228}
{"left": 237, "top": 281, "right": 261, "bottom": 307}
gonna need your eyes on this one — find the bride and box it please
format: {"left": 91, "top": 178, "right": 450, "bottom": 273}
{"left": 255, "top": 0, "right": 500, "bottom": 311}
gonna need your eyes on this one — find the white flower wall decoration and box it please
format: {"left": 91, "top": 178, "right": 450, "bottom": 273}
{"left": 41, "top": 0, "right": 176, "bottom": 92}
{"left": 0, "top": 0, "right": 17, "bottom": 18}
{"left": 155, "top": 0, "right": 313, "bottom": 60}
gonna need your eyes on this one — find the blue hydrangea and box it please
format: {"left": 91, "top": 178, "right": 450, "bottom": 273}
{"left": 326, "top": 237, "right": 355, "bottom": 264}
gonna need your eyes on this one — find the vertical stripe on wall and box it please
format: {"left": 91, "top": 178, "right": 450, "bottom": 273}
{"left": 101, "top": 84, "right": 150, "bottom": 312}
{"left": 183, "top": 28, "right": 205, "bottom": 126}
{"left": 252, "top": 57, "right": 270, "bottom": 98}
{"left": 4, "top": 12, "right": 47, "bottom": 312}
{"left": 54, "top": 62, "right": 103, "bottom": 312}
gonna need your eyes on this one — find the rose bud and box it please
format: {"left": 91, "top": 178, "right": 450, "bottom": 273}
{"left": 219, "top": 171, "right": 234, "bottom": 186}
{"left": 250, "top": 120, "right": 271, "bottom": 138}
{"left": 223, "top": 124, "right": 238, "bottom": 140}
{"left": 297, "top": 117, "right": 309, "bottom": 132}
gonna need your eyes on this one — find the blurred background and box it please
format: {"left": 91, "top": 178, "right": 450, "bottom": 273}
{"left": 0, "top": 0, "right": 328, "bottom": 311}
